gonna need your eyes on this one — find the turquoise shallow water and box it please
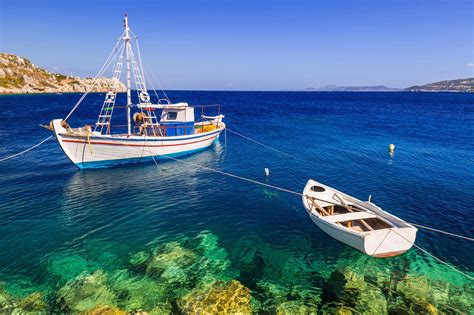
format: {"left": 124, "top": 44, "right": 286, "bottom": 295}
{"left": 0, "top": 91, "right": 473, "bottom": 313}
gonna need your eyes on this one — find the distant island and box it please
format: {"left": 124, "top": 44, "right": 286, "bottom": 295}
{"left": 0, "top": 53, "right": 126, "bottom": 94}
{"left": 305, "top": 85, "right": 399, "bottom": 92}
{"left": 405, "top": 78, "right": 473, "bottom": 92}
{"left": 305, "top": 78, "right": 474, "bottom": 93}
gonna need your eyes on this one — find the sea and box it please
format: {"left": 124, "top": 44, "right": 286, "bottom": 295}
{"left": 0, "top": 91, "right": 473, "bottom": 313}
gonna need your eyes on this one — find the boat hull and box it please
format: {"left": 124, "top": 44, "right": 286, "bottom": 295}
{"left": 307, "top": 210, "right": 415, "bottom": 257}
{"left": 308, "top": 211, "right": 366, "bottom": 253}
{"left": 52, "top": 119, "right": 223, "bottom": 169}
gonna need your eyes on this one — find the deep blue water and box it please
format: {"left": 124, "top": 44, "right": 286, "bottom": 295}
{"left": 0, "top": 91, "right": 473, "bottom": 312}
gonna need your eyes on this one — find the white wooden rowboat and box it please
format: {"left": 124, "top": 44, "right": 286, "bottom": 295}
{"left": 302, "top": 179, "right": 417, "bottom": 258}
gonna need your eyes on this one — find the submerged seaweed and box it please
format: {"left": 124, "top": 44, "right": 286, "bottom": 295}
{"left": 0, "top": 230, "right": 472, "bottom": 314}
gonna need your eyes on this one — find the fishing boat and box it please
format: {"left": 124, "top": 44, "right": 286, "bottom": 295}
{"left": 302, "top": 179, "right": 417, "bottom": 257}
{"left": 50, "top": 15, "right": 225, "bottom": 169}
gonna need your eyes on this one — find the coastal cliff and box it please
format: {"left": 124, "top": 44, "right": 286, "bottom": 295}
{"left": 0, "top": 53, "right": 126, "bottom": 94}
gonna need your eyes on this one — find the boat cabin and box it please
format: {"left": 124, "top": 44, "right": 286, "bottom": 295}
{"left": 159, "top": 103, "right": 195, "bottom": 136}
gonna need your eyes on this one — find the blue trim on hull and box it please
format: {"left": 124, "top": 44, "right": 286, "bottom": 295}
{"left": 76, "top": 137, "right": 219, "bottom": 169}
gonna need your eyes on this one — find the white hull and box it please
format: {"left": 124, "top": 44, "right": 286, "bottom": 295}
{"left": 303, "top": 180, "right": 417, "bottom": 257}
{"left": 52, "top": 119, "right": 224, "bottom": 169}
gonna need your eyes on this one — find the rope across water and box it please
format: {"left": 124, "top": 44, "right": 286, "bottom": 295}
{"left": 0, "top": 35, "right": 126, "bottom": 163}
{"left": 0, "top": 135, "right": 53, "bottom": 162}
{"left": 225, "top": 127, "right": 474, "bottom": 242}
{"left": 145, "top": 145, "right": 473, "bottom": 280}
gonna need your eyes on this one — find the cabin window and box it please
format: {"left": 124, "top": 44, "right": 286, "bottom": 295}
{"left": 167, "top": 112, "right": 177, "bottom": 120}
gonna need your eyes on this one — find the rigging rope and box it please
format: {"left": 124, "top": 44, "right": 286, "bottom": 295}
{"left": 64, "top": 36, "right": 125, "bottom": 121}
{"left": 142, "top": 58, "right": 172, "bottom": 104}
{"left": 135, "top": 39, "right": 171, "bottom": 104}
{"left": 0, "top": 136, "right": 53, "bottom": 162}
{"left": 0, "top": 34, "right": 126, "bottom": 162}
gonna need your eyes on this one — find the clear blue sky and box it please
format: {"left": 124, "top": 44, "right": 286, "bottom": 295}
{"left": 1, "top": 0, "right": 472, "bottom": 90}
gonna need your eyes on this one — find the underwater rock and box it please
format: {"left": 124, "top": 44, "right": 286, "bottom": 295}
{"left": 394, "top": 275, "right": 451, "bottom": 312}
{"left": 86, "top": 305, "right": 127, "bottom": 315}
{"left": 357, "top": 285, "right": 387, "bottom": 315}
{"left": 448, "top": 288, "right": 474, "bottom": 313}
{"left": 253, "top": 254, "right": 322, "bottom": 312}
{"left": 322, "top": 269, "right": 366, "bottom": 305}
{"left": 82, "top": 239, "right": 124, "bottom": 270}
{"left": 109, "top": 269, "right": 170, "bottom": 313}
{"left": 178, "top": 280, "right": 252, "bottom": 314}
{"left": 56, "top": 270, "right": 116, "bottom": 312}
{"left": 256, "top": 280, "right": 289, "bottom": 307}
{"left": 193, "top": 230, "right": 237, "bottom": 281}
{"left": 275, "top": 301, "right": 317, "bottom": 314}
{"left": 322, "top": 268, "right": 387, "bottom": 314}
{"left": 318, "top": 303, "right": 355, "bottom": 315}
{"left": 17, "top": 292, "right": 48, "bottom": 312}
{"left": 0, "top": 285, "right": 16, "bottom": 312}
{"left": 146, "top": 302, "right": 174, "bottom": 315}
{"left": 129, "top": 251, "right": 150, "bottom": 273}
{"left": 256, "top": 279, "right": 320, "bottom": 312}
{"left": 146, "top": 242, "right": 196, "bottom": 279}
{"left": 395, "top": 276, "right": 433, "bottom": 303}
{"left": 47, "top": 252, "right": 100, "bottom": 283}
{"left": 129, "top": 231, "right": 238, "bottom": 297}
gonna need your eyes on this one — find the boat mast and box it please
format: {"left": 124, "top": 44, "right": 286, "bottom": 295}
{"left": 124, "top": 14, "right": 132, "bottom": 135}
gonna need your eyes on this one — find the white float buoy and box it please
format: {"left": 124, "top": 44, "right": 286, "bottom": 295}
{"left": 389, "top": 144, "right": 395, "bottom": 154}
{"left": 264, "top": 168, "right": 270, "bottom": 177}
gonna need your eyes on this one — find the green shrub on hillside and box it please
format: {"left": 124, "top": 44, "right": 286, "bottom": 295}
{"left": 0, "top": 75, "right": 25, "bottom": 88}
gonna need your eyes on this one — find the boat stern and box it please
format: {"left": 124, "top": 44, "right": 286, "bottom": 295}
{"left": 364, "top": 227, "right": 417, "bottom": 258}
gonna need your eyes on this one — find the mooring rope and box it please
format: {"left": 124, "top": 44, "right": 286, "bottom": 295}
{"left": 147, "top": 146, "right": 301, "bottom": 197}
{"left": 0, "top": 135, "right": 53, "bottom": 162}
{"left": 391, "top": 229, "right": 474, "bottom": 281}
{"left": 225, "top": 127, "right": 474, "bottom": 242}
{"left": 409, "top": 223, "right": 474, "bottom": 242}
{"left": 226, "top": 128, "right": 298, "bottom": 159}
{"left": 0, "top": 34, "right": 125, "bottom": 163}
{"left": 144, "top": 148, "right": 473, "bottom": 280}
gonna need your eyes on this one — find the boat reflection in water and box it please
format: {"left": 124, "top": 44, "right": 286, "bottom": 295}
{"left": 58, "top": 142, "right": 225, "bottom": 236}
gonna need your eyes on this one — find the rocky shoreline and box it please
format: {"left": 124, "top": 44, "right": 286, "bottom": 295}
{"left": 0, "top": 53, "right": 126, "bottom": 94}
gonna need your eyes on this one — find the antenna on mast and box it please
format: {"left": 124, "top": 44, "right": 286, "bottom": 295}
{"left": 124, "top": 13, "right": 129, "bottom": 33}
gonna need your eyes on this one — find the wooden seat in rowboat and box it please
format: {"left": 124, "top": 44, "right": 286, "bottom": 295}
{"left": 348, "top": 226, "right": 364, "bottom": 233}
{"left": 321, "top": 212, "right": 378, "bottom": 224}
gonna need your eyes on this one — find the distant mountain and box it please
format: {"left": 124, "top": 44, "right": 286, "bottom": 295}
{"left": 0, "top": 53, "right": 126, "bottom": 94}
{"left": 305, "top": 85, "right": 399, "bottom": 92}
{"left": 405, "top": 78, "right": 473, "bottom": 92}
